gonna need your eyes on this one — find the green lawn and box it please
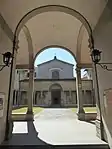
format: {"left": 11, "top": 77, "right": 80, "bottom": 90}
{"left": 71, "top": 107, "right": 97, "bottom": 113}
{"left": 12, "top": 107, "right": 97, "bottom": 115}
{"left": 12, "top": 107, "right": 43, "bottom": 115}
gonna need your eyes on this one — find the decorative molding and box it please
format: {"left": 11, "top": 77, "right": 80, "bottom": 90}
{"left": 20, "top": 78, "right": 93, "bottom": 82}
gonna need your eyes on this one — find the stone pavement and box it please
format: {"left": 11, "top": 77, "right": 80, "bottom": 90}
{"left": 4, "top": 108, "right": 107, "bottom": 145}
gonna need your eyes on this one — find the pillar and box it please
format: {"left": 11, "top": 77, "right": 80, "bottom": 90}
{"left": 69, "top": 90, "right": 72, "bottom": 102}
{"left": 5, "top": 39, "right": 18, "bottom": 140}
{"left": 33, "top": 91, "right": 36, "bottom": 105}
{"left": 46, "top": 91, "right": 51, "bottom": 106}
{"left": 93, "top": 64, "right": 104, "bottom": 140}
{"left": 61, "top": 91, "right": 66, "bottom": 107}
{"left": 83, "top": 90, "right": 86, "bottom": 106}
{"left": 76, "top": 67, "right": 85, "bottom": 120}
{"left": 36, "top": 92, "right": 38, "bottom": 105}
{"left": 27, "top": 68, "right": 34, "bottom": 115}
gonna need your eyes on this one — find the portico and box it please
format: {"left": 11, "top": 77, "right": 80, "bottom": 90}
{"left": 0, "top": 1, "right": 112, "bottom": 148}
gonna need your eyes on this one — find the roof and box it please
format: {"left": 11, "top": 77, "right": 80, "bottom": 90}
{"left": 37, "top": 56, "right": 74, "bottom": 67}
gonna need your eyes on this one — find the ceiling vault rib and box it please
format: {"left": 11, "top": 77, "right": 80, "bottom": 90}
{"left": 22, "top": 25, "right": 34, "bottom": 69}
{"left": 76, "top": 24, "right": 85, "bottom": 64}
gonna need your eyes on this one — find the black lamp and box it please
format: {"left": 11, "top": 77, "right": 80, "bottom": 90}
{"left": 0, "top": 52, "right": 12, "bottom": 71}
{"left": 3, "top": 52, "right": 12, "bottom": 66}
{"left": 91, "top": 49, "right": 101, "bottom": 63}
{"left": 91, "top": 49, "right": 112, "bottom": 71}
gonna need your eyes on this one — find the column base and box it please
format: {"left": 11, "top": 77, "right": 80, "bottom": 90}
{"left": 77, "top": 109, "right": 85, "bottom": 121}
{"left": 26, "top": 111, "right": 34, "bottom": 121}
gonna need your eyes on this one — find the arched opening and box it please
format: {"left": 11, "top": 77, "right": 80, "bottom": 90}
{"left": 49, "top": 83, "right": 62, "bottom": 107}
{"left": 9, "top": 5, "right": 93, "bottom": 116}
{"left": 33, "top": 46, "right": 77, "bottom": 108}
{"left": 6, "top": 3, "right": 104, "bottom": 145}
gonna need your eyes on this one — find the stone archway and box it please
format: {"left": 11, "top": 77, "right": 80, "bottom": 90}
{"left": 7, "top": 4, "right": 96, "bottom": 139}
{"left": 9, "top": 5, "right": 94, "bottom": 111}
{"left": 33, "top": 45, "right": 77, "bottom": 65}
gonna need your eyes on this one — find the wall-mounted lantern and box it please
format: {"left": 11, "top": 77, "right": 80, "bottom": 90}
{"left": 0, "top": 52, "right": 12, "bottom": 71}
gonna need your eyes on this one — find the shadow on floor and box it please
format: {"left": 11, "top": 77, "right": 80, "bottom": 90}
{"left": 3, "top": 121, "right": 49, "bottom": 145}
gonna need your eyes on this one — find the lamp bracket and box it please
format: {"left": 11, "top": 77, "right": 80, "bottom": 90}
{"left": 0, "top": 65, "right": 6, "bottom": 71}
{"left": 98, "top": 63, "right": 112, "bottom": 71}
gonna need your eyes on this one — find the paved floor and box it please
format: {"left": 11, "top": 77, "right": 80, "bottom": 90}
{"left": 5, "top": 108, "right": 107, "bottom": 145}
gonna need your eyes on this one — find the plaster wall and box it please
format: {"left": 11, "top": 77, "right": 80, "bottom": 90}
{"left": 93, "top": 1, "right": 112, "bottom": 147}
{"left": 20, "top": 80, "right": 93, "bottom": 91}
{"left": 0, "top": 27, "right": 12, "bottom": 143}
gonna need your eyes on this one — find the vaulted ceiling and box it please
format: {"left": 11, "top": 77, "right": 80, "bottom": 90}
{"left": 0, "top": 0, "right": 108, "bottom": 67}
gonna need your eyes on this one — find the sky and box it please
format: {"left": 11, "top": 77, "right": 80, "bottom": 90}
{"left": 34, "top": 47, "right": 85, "bottom": 77}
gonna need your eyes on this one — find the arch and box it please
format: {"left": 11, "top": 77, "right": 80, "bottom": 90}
{"left": 22, "top": 25, "right": 34, "bottom": 69}
{"left": 49, "top": 83, "right": 63, "bottom": 92}
{"left": 8, "top": 4, "right": 94, "bottom": 121}
{"left": 34, "top": 45, "right": 77, "bottom": 65}
{"left": 14, "top": 5, "right": 93, "bottom": 39}
{"left": 76, "top": 24, "right": 85, "bottom": 63}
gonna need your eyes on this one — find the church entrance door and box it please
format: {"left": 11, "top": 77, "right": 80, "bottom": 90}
{"left": 51, "top": 89, "right": 61, "bottom": 106}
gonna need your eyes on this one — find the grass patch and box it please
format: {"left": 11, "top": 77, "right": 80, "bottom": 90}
{"left": 71, "top": 107, "right": 97, "bottom": 113}
{"left": 12, "top": 107, "right": 43, "bottom": 115}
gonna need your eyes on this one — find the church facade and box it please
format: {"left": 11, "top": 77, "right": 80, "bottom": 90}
{"left": 13, "top": 56, "right": 95, "bottom": 107}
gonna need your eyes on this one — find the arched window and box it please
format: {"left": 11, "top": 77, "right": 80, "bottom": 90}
{"left": 52, "top": 70, "right": 59, "bottom": 79}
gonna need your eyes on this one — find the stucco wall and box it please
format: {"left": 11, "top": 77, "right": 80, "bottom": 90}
{"left": 20, "top": 80, "right": 93, "bottom": 91}
{"left": 0, "top": 27, "right": 12, "bottom": 143}
{"left": 36, "top": 59, "right": 74, "bottom": 79}
{"left": 93, "top": 1, "right": 112, "bottom": 147}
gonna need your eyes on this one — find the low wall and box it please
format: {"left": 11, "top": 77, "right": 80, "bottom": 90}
{"left": 85, "top": 113, "right": 97, "bottom": 121}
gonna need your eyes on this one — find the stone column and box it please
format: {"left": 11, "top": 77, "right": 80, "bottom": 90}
{"left": 34, "top": 91, "right": 37, "bottom": 105}
{"left": 46, "top": 91, "right": 51, "bottom": 106}
{"left": 61, "top": 91, "right": 66, "bottom": 107}
{"left": 27, "top": 68, "right": 34, "bottom": 116}
{"left": 76, "top": 67, "right": 85, "bottom": 120}
{"left": 13, "top": 90, "right": 16, "bottom": 106}
{"left": 83, "top": 90, "right": 86, "bottom": 106}
{"left": 36, "top": 92, "right": 38, "bottom": 105}
{"left": 69, "top": 90, "right": 72, "bottom": 104}
{"left": 40, "top": 91, "right": 43, "bottom": 105}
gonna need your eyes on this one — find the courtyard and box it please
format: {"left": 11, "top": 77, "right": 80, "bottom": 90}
{"left": 6, "top": 108, "right": 106, "bottom": 145}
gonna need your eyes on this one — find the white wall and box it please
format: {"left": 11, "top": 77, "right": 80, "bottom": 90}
{"left": 36, "top": 59, "right": 74, "bottom": 79}
{"left": 93, "top": 1, "right": 112, "bottom": 147}
{"left": 0, "top": 27, "right": 12, "bottom": 143}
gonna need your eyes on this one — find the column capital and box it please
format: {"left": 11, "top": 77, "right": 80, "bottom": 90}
{"left": 88, "top": 36, "right": 94, "bottom": 49}
{"left": 29, "top": 67, "right": 34, "bottom": 72}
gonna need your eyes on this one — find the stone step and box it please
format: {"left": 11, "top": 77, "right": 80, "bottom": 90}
{"left": 0, "top": 144, "right": 110, "bottom": 149}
